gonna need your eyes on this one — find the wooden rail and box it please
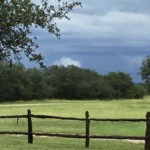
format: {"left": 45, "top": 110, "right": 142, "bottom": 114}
{"left": 0, "top": 109, "right": 149, "bottom": 149}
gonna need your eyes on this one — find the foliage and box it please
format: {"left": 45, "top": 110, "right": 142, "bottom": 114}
{"left": 0, "top": 0, "right": 81, "bottom": 66}
{"left": 0, "top": 62, "right": 31, "bottom": 100}
{"left": 0, "top": 62, "right": 147, "bottom": 101}
{"left": 128, "top": 84, "right": 148, "bottom": 99}
{"left": 45, "top": 65, "right": 106, "bottom": 99}
{"left": 140, "top": 56, "right": 150, "bottom": 93}
{"left": 105, "top": 72, "right": 134, "bottom": 99}
{"left": 140, "top": 56, "right": 150, "bottom": 83}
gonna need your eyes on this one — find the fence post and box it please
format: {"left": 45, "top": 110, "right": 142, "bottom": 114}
{"left": 27, "top": 109, "right": 33, "bottom": 144}
{"left": 85, "top": 111, "right": 90, "bottom": 148}
{"left": 145, "top": 112, "right": 150, "bottom": 150}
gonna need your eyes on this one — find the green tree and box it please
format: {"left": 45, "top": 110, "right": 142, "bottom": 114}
{"left": 0, "top": 0, "right": 81, "bottom": 66}
{"left": 0, "top": 62, "right": 32, "bottom": 101}
{"left": 105, "top": 72, "right": 134, "bottom": 99}
{"left": 140, "top": 56, "right": 150, "bottom": 93}
{"left": 128, "top": 84, "right": 147, "bottom": 99}
{"left": 45, "top": 65, "right": 80, "bottom": 99}
{"left": 140, "top": 56, "right": 150, "bottom": 83}
{"left": 46, "top": 65, "right": 110, "bottom": 100}
{"left": 27, "top": 68, "right": 52, "bottom": 99}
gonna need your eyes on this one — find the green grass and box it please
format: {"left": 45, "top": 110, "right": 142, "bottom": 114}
{"left": 0, "top": 97, "right": 150, "bottom": 149}
{"left": 0, "top": 135, "right": 144, "bottom": 150}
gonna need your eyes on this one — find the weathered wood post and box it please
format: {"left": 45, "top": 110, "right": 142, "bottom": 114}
{"left": 145, "top": 112, "right": 150, "bottom": 150}
{"left": 27, "top": 109, "right": 33, "bottom": 144}
{"left": 85, "top": 111, "right": 90, "bottom": 148}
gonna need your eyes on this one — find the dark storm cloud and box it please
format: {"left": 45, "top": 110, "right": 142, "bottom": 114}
{"left": 28, "top": 0, "right": 150, "bottom": 82}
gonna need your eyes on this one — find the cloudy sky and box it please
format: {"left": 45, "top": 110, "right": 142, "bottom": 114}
{"left": 27, "top": 0, "right": 150, "bottom": 82}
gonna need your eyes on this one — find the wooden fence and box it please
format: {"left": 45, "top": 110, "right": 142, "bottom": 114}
{"left": 0, "top": 109, "right": 150, "bottom": 149}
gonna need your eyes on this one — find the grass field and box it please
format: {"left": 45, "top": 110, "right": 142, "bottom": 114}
{"left": 0, "top": 97, "right": 150, "bottom": 149}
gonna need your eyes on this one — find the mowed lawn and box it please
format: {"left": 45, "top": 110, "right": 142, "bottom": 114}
{"left": 0, "top": 97, "right": 150, "bottom": 149}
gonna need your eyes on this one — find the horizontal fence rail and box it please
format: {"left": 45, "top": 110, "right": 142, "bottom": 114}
{"left": 0, "top": 109, "right": 149, "bottom": 149}
{"left": 90, "top": 118, "right": 147, "bottom": 122}
{"left": 31, "top": 114, "right": 85, "bottom": 121}
{"left": 90, "top": 135, "right": 145, "bottom": 140}
{"left": 0, "top": 115, "right": 27, "bottom": 118}
{"left": 0, "top": 115, "right": 146, "bottom": 122}
{"left": 0, "top": 131, "right": 28, "bottom": 135}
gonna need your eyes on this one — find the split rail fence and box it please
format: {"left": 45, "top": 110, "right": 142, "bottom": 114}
{"left": 0, "top": 109, "right": 150, "bottom": 149}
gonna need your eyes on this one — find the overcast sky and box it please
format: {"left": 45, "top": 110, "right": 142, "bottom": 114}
{"left": 27, "top": 0, "right": 150, "bottom": 82}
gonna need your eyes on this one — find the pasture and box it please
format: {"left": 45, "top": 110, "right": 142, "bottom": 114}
{"left": 0, "top": 98, "right": 150, "bottom": 149}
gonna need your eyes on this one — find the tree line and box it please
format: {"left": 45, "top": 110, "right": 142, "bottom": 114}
{"left": 0, "top": 62, "right": 147, "bottom": 101}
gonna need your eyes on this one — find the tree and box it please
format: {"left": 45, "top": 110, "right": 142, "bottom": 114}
{"left": 105, "top": 72, "right": 134, "bottom": 99}
{"left": 27, "top": 68, "right": 52, "bottom": 99}
{"left": 44, "top": 65, "right": 105, "bottom": 99}
{"left": 140, "top": 56, "right": 150, "bottom": 93}
{"left": 127, "top": 84, "right": 147, "bottom": 99}
{"left": 0, "top": 0, "right": 81, "bottom": 67}
{"left": 0, "top": 62, "right": 32, "bottom": 101}
{"left": 140, "top": 56, "right": 150, "bottom": 83}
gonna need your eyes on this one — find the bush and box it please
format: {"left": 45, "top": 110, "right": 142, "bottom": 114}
{"left": 128, "top": 84, "right": 148, "bottom": 99}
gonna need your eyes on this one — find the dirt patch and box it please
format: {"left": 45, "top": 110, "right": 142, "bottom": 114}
{"left": 93, "top": 139, "right": 145, "bottom": 144}
{"left": 124, "top": 139, "right": 144, "bottom": 144}
{"left": 0, "top": 103, "right": 49, "bottom": 107}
